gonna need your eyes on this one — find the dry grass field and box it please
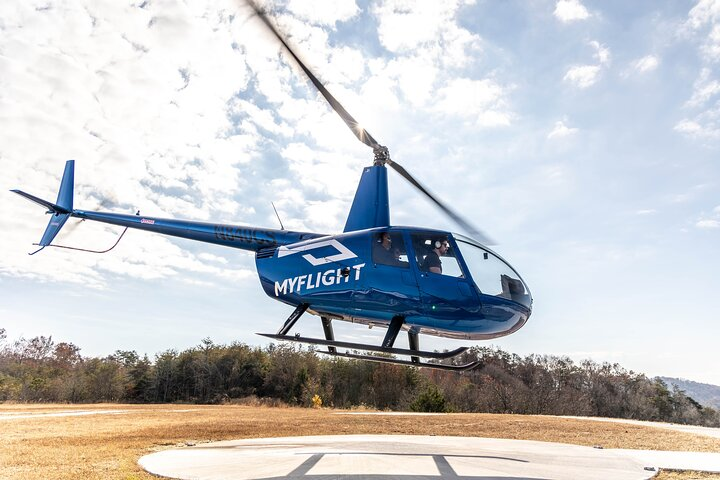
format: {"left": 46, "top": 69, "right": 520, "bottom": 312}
{"left": 1, "top": 403, "right": 719, "bottom": 480}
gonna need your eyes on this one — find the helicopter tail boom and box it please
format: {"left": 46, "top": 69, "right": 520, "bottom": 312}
{"left": 13, "top": 160, "right": 324, "bottom": 254}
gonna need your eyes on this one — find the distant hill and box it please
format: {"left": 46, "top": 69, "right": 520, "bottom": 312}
{"left": 659, "top": 377, "right": 720, "bottom": 410}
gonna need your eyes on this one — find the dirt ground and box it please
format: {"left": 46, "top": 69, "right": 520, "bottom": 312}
{"left": 1, "top": 403, "right": 718, "bottom": 480}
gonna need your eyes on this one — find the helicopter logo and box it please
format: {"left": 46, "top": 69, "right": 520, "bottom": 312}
{"left": 274, "top": 263, "right": 366, "bottom": 297}
{"left": 277, "top": 239, "right": 357, "bottom": 266}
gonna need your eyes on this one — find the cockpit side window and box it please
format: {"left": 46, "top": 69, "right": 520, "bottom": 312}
{"left": 372, "top": 231, "right": 409, "bottom": 268}
{"left": 410, "top": 233, "right": 463, "bottom": 277}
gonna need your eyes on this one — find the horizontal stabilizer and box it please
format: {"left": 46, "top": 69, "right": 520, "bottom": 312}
{"left": 10, "top": 189, "right": 71, "bottom": 214}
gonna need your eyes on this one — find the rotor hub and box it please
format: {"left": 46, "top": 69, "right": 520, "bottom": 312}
{"left": 373, "top": 146, "right": 390, "bottom": 166}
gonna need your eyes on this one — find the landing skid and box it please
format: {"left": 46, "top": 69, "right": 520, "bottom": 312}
{"left": 258, "top": 333, "right": 468, "bottom": 360}
{"left": 258, "top": 333, "right": 480, "bottom": 372}
{"left": 260, "top": 307, "right": 482, "bottom": 372}
{"left": 319, "top": 350, "right": 482, "bottom": 372}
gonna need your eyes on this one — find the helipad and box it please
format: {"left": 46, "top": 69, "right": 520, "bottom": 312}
{"left": 138, "top": 434, "right": 720, "bottom": 479}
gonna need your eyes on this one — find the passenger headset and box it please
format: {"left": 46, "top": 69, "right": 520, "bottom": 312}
{"left": 434, "top": 240, "right": 445, "bottom": 249}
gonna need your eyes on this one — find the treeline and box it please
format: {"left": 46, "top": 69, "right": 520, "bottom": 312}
{"left": 0, "top": 328, "right": 717, "bottom": 427}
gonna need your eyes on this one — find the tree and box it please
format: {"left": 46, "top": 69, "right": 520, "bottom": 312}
{"left": 371, "top": 363, "right": 416, "bottom": 410}
{"left": 652, "top": 378, "right": 675, "bottom": 420}
{"left": 153, "top": 350, "right": 179, "bottom": 402}
{"left": 411, "top": 383, "right": 447, "bottom": 413}
{"left": 126, "top": 355, "right": 154, "bottom": 402}
{"left": 19, "top": 336, "right": 55, "bottom": 365}
{"left": 83, "top": 357, "right": 126, "bottom": 401}
{"left": 52, "top": 343, "right": 82, "bottom": 370}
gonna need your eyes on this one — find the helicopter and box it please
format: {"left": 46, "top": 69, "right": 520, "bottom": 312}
{"left": 11, "top": 1, "right": 532, "bottom": 371}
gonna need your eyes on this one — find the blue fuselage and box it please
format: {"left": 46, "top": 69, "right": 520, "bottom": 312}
{"left": 256, "top": 227, "right": 531, "bottom": 340}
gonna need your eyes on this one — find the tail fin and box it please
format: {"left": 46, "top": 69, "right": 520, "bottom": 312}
{"left": 55, "top": 159, "right": 74, "bottom": 212}
{"left": 11, "top": 160, "right": 75, "bottom": 253}
{"left": 343, "top": 165, "right": 390, "bottom": 232}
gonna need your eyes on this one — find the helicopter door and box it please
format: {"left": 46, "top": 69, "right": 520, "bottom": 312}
{"left": 353, "top": 230, "right": 421, "bottom": 319}
{"left": 410, "top": 233, "right": 480, "bottom": 323}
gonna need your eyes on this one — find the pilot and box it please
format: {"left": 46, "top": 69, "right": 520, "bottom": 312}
{"left": 423, "top": 239, "right": 449, "bottom": 274}
{"left": 374, "top": 232, "right": 401, "bottom": 265}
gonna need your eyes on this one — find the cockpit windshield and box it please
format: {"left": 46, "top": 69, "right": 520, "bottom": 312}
{"left": 454, "top": 235, "right": 532, "bottom": 309}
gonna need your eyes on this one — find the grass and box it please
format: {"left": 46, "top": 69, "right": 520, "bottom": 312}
{"left": 0, "top": 403, "right": 718, "bottom": 479}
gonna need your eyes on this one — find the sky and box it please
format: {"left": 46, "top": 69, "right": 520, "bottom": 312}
{"left": 1, "top": 0, "right": 719, "bottom": 384}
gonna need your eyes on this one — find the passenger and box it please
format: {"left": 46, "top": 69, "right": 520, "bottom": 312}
{"left": 373, "top": 232, "right": 401, "bottom": 266}
{"left": 423, "top": 239, "right": 449, "bottom": 274}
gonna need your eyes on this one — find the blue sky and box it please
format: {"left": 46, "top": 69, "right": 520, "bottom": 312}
{"left": 1, "top": 0, "right": 719, "bottom": 384}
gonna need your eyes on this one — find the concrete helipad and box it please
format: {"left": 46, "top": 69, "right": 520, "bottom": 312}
{"left": 138, "top": 434, "right": 720, "bottom": 479}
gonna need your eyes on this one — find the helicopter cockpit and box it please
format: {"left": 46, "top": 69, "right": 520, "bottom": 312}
{"left": 452, "top": 234, "right": 532, "bottom": 309}
{"left": 406, "top": 232, "right": 531, "bottom": 310}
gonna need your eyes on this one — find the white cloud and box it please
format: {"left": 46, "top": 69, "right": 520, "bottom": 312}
{"left": 686, "top": 0, "right": 720, "bottom": 31}
{"left": 198, "top": 253, "right": 229, "bottom": 264}
{"left": 701, "top": 23, "right": 720, "bottom": 61}
{"left": 373, "top": 0, "right": 481, "bottom": 68}
{"left": 0, "top": 0, "right": 277, "bottom": 287}
{"left": 562, "top": 41, "right": 610, "bottom": 89}
{"left": 383, "top": 56, "right": 439, "bottom": 106}
{"left": 669, "top": 184, "right": 711, "bottom": 205}
{"left": 697, "top": 219, "right": 720, "bottom": 228}
{"left": 696, "top": 204, "right": 720, "bottom": 229}
{"left": 268, "top": 15, "right": 369, "bottom": 88}
{"left": 674, "top": 119, "right": 703, "bottom": 135}
{"left": 678, "top": 3, "right": 720, "bottom": 141}
{"left": 375, "top": 0, "right": 454, "bottom": 51}
{"left": 433, "top": 78, "right": 511, "bottom": 127}
{"left": 328, "top": 46, "right": 368, "bottom": 84}
{"left": 286, "top": 0, "right": 359, "bottom": 26}
{"left": 541, "top": 164, "right": 569, "bottom": 183}
{"left": 632, "top": 55, "right": 660, "bottom": 73}
{"left": 360, "top": 73, "right": 402, "bottom": 111}
{"left": 563, "top": 65, "right": 601, "bottom": 88}
{"left": 590, "top": 41, "right": 611, "bottom": 65}
{"left": 548, "top": 120, "right": 578, "bottom": 139}
{"left": 635, "top": 209, "right": 657, "bottom": 215}
{"left": 280, "top": 142, "right": 359, "bottom": 200}
{"left": 228, "top": 99, "right": 293, "bottom": 137}
{"left": 476, "top": 110, "right": 512, "bottom": 127}
{"left": 674, "top": 113, "right": 720, "bottom": 139}
{"left": 686, "top": 69, "right": 720, "bottom": 107}
{"left": 435, "top": 78, "right": 503, "bottom": 112}
{"left": 553, "top": 0, "right": 590, "bottom": 23}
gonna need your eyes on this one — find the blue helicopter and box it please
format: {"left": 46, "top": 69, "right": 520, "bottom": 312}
{"left": 12, "top": 2, "right": 532, "bottom": 371}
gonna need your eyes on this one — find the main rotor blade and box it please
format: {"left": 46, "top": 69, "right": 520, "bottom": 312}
{"left": 246, "top": 0, "right": 494, "bottom": 245}
{"left": 247, "top": 0, "right": 380, "bottom": 150}
{"left": 386, "top": 159, "right": 495, "bottom": 245}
